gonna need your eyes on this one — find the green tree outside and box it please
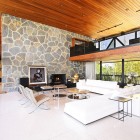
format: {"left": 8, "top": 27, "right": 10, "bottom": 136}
{"left": 96, "top": 61, "right": 140, "bottom": 83}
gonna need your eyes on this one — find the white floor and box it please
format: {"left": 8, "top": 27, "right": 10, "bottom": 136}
{"left": 0, "top": 90, "right": 140, "bottom": 140}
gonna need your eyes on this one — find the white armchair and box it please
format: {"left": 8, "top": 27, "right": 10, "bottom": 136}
{"left": 18, "top": 85, "right": 31, "bottom": 105}
{"left": 25, "top": 87, "right": 50, "bottom": 114}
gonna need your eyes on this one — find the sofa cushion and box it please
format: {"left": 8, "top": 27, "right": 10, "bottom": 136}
{"left": 78, "top": 79, "right": 86, "bottom": 85}
{"left": 86, "top": 79, "right": 101, "bottom": 86}
{"left": 98, "top": 81, "right": 118, "bottom": 89}
{"left": 77, "top": 80, "right": 119, "bottom": 95}
{"left": 64, "top": 94, "right": 118, "bottom": 124}
{"left": 131, "top": 85, "right": 140, "bottom": 94}
{"left": 76, "top": 84, "right": 88, "bottom": 90}
{"left": 87, "top": 85, "right": 115, "bottom": 95}
{"left": 119, "top": 85, "right": 140, "bottom": 95}
{"left": 86, "top": 79, "right": 118, "bottom": 89}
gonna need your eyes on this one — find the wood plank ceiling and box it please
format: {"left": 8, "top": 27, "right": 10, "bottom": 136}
{"left": 0, "top": 0, "right": 140, "bottom": 39}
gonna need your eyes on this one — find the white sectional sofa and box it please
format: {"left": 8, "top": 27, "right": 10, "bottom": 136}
{"left": 76, "top": 79, "right": 119, "bottom": 95}
{"left": 64, "top": 94, "right": 118, "bottom": 125}
{"left": 64, "top": 81, "right": 140, "bottom": 124}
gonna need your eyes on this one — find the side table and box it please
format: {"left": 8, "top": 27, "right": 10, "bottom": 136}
{"left": 109, "top": 96, "right": 132, "bottom": 121}
{"left": 53, "top": 84, "right": 67, "bottom": 109}
{"left": 53, "top": 84, "right": 67, "bottom": 97}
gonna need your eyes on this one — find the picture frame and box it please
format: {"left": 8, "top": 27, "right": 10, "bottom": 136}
{"left": 28, "top": 66, "right": 47, "bottom": 85}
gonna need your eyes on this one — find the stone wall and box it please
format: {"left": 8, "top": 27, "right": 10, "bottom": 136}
{"left": 2, "top": 14, "right": 92, "bottom": 91}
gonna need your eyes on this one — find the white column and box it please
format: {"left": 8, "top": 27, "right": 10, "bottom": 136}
{"left": 85, "top": 62, "right": 96, "bottom": 80}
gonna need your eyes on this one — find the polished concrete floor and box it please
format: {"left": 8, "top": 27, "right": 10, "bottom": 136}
{"left": 0, "top": 90, "right": 140, "bottom": 140}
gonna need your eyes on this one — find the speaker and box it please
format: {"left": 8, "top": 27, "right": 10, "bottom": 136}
{"left": 20, "top": 77, "right": 29, "bottom": 87}
{"left": 129, "top": 38, "right": 140, "bottom": 45}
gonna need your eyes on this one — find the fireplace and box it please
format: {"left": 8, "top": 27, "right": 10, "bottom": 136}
{"left": 50, "top": 74, "right": 66, "bottom": 85}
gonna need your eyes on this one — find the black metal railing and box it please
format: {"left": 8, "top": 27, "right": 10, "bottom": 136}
{"left": 96, "top": 74, "right": 140, "bottom": 84}
{"left": 70, "top": 42, "right": 99, "bottom": 57}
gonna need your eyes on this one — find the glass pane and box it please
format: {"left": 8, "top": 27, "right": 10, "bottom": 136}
{"left": 117, "top": 35, "right": 126, "bottom": 45}
{"left": 124, "top": 61, "right": 140, "bottom": 84}
{"left": 95, "top": 62, "right": 100, "bottom": 75}
{"left": 100, "top": 39, "right": 112, "bottom": 50}
{"left": 96, "top": 60, "right": 140, "bottom": 84}
{"left": 95, "top": 61, "right": 122, "bottom": 81}
{"left": 108, "top": 40, "right": 114, "bottom": 49}
{"left": 125, "top": 33, "right": 135, "bottom": 45}
{"left": 125, "top": 61, "right": 140, "bottom": 75}
{"left": 116, "top": 40, "right": 123, "bottom": 48}
{"left": 137, "top": 31, "right": 140, "bottom": 38}
{"left": 118, "top": 33, "right": 135, "bottom": 46}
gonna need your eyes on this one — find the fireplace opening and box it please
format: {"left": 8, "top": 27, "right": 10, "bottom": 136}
{"left": 50, "top": 74, "right": 66, "bottom": 85}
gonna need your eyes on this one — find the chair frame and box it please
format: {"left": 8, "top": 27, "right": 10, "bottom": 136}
{"left": 25, "top": 87, "right": 50, "bottom": 114}
{"left": 18, "top": 85, "right": 31, "bottom": 105}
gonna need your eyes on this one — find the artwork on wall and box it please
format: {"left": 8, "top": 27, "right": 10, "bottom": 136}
{"left": 29, "top": 66, "right": 47, "bottom": 85}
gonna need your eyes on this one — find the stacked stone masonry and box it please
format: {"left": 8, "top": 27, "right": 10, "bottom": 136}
{"left": 2, "top": 14, "right": 92, "bottom": 91}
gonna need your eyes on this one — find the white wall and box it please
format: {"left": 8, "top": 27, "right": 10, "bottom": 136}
{"left": 85, "top": 62, "right": 96, "bottom": 79}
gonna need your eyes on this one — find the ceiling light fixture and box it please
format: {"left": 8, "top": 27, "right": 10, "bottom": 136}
{"left": 97, "top": 23, "right": 123, "bottom": 33}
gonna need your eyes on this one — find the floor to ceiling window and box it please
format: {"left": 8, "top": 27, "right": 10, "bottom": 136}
{"left": 96, "top": 60, "right": 140, "bottom": 84}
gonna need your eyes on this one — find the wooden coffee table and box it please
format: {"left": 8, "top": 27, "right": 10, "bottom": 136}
{"left": 68, "top": 88, "right": 90, "bottom": 99}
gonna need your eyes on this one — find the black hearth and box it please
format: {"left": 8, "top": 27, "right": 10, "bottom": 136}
{"left": 50, "top": 74, "right": 66, "bottom": 85}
